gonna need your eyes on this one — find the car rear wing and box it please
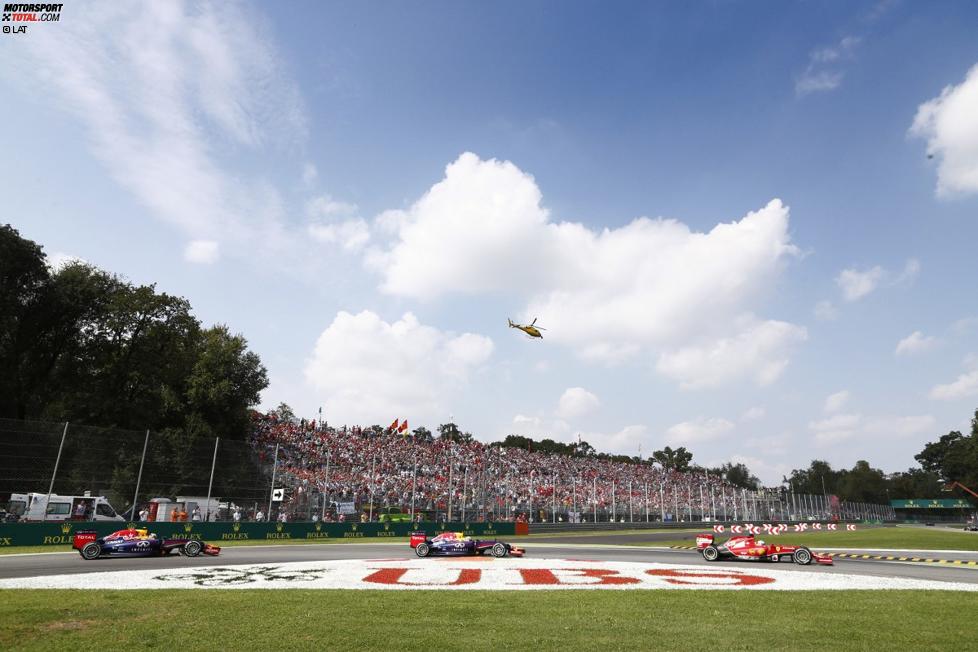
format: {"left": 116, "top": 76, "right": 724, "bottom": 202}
{"left": 409, "top": 531, "right": 427, "bottom": 548}
{"left": 72, "top": 530, "right": 98, "bottom": 551}
{"left": 695, "top": 534, "right": 715, "bottom": 550}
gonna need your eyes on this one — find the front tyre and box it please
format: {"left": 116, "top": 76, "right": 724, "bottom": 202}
{"left": 793, "top": 547, "right": 813, "bottom": 565}
{"left": 183, "top": 540, "right": 203, "bottom": 557}
{"left": 491, "top": 543, "right": 508, "bottom": 558}
{"left": 702, "top": 545, "right": 720, "bottom": 562}
{"left": 81, "top": 542, "right": 101, "bottom": 560}
{"left": 415, "top": 542, "right": 431, "bottom": 558}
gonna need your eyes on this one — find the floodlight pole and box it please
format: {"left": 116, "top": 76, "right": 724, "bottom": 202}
{"left": 44, "top": 422, "right": 70, "bottom": 522}
{"left": 204, "top": 437, "right": 219, "bottom": 521}
{"left": 131, "top": 429, "right": 150, "bottom": 521}
{"left": 267, "top": 443, "right": 279, "bottom": 520}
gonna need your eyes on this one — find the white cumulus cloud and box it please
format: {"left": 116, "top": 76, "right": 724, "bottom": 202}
{"left": 823, "top": 390, "right": 850, "bottom": 413}
{"left": 910, "top": 63, "right": 978, "bottom": 197}
{"left": 796, "top": 36, "right": 860, "bottom": 97}
{"left": 895, "top": 331, "right": 937, "bottom": 356}
{"left": 308, "top": 220, "right": 370, "bottom": 252}
{"left": 664, "top": 417, "right": 735, "bottom": 445}
{"left": 813, "top": 300, "right": 838, "bottom": 321}
{"left": 809, "top": 412, "right": 935, "bottom": 445}
{"left": 46, "top": 252, "right": 88, "bottom": 270}
{"left": 929, "top": 370, "right": 978, "bottom": 401}
{"left": 808, "top": 413, "right": 862, "bottom": 445}
{"left": 184, "top": 240, "right": 219, "bottom": 264}
{"left": 304, "top": 311, "right": 493, "bottom": 425}
{"left": 655, "top": 317, "right": 807, "bottom": 389}
{"left": 741, "top": 407, "right": 766, "bottom": 421}
{"left": 368, "top": 153, "right": 804, "bottom": 388}
{"left": 836, "top": 266, "right": 884, "bottom": 301}
{"left": 556, "top": 387, "right": 601, "bottom": 420}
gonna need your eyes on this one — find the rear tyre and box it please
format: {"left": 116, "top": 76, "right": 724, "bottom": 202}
{"left": 81, "top": 542, "right": 101, "bottom": 560}
{"left": 415, "top": 542, "right": 430, "bottom": 558}
{"left": 702, "top": 545, "right": 719, "bottom": 562}
{"left": 183, "top": 540, "right": 203, "bottom": 557}
{"left": 793, "top": 547, "right": 813, "bottom": 565}
{"left": 491, "top": 543, "right": 507, "bottom": 558}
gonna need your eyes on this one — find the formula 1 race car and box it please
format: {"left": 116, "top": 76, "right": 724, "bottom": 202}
{"left": 696, "top": 533, "right": 832, "bottom": 566}
{"left": 409, "top": 531, "right": 525, "bottom": 558}
{"left": 72, "top": 528, "right": 221, "bottom": 560}
{"left": 964, "top": 523, "right": 978, "bottom": 532}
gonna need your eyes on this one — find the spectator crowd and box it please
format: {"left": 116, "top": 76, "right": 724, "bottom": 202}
{"left": 249, "top": 410, "right": 768, "bottom": 523}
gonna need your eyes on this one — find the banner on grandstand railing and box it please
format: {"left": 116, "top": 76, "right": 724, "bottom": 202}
{"left": 335, "top": 502, "right": 357, "bottom": 515}
{"left": 890, "top": 498, "right": 975, "bottom": 509}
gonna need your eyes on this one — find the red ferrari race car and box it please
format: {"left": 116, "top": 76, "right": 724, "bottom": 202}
{"left": 696, "top": 533, "right": 832, "bottom": 566}
{"left": 73, "top": 528, "right": 221, "bottom": 560}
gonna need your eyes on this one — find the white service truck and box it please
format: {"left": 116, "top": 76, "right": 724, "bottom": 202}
{"left": 10, "top": 492, "right": 124, "bottom": 522}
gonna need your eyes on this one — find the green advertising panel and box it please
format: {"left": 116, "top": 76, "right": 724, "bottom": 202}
{"left": 890, "top": 498, "right": 975, "bottom": 509}
{"left": 0, "top": 520, "right": 516, "bottom": 548}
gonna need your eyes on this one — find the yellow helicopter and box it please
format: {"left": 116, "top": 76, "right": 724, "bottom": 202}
{"left": 508, "top": 317, "right": 546, "bottom": 339}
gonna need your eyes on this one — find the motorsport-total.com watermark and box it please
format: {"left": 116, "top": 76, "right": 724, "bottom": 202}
{"left": 2, "top": 3, "right": 63, "bottom": 35}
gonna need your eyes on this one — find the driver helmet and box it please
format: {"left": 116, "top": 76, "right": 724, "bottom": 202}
{"left": 756, "top": 540, "right": 765, "bottom": 545}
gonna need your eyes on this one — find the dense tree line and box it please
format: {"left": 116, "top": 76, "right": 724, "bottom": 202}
{"left": 1, "top": 224, "right": 267, "bottom": 435}
{"left": 1, "top": 225, "right": 268, "bottom": 506}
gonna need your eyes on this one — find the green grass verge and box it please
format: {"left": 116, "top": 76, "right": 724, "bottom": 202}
{"left": 635, "top": 527, "right": 978, "bottom": 551}
{"left": 1, "top": 589, "right": 976, "bottom": 651}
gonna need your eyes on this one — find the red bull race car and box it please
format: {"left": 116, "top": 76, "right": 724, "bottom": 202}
{"left": 72, "top": 528, "right": 221, "bottom": 560}
{"left": 410, "top": 531, "right": 525, "bottom": 558}
{"left": 696, "top": 533, "right": 832, "bottom": 566}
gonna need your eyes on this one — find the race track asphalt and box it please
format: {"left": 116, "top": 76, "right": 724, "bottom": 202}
{"left": 2, "top": 536, "right": 977, "bottom": 585}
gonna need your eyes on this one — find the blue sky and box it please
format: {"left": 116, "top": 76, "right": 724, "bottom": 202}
{"left": 3, "top": 1, "right": 978, "bottom": 483}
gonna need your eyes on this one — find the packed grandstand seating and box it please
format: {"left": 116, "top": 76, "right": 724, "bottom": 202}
{"left": 249, "top": 411, "right": 771, "bottom": 522}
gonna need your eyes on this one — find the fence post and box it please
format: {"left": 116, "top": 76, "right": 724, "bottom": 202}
{"left": 551, "top": 472, "right": 556, "bottom": 523}
{"left": 629, "top": 480, "right": 633, "bottom": 522}
{"left": 660, "top": 484, "right": 665, "bottom": 522}
{"left": 645, "top": 482, "right": 649, "bottom": 522}
{"left": 267, "top": 443, "right": 279, "bottom": 520}
{"left": 593, "top": 477, "right": 597, "bottom": 523}
{"left": 409, "top": 454, "right": 416, "bottom": 520}
{"left": 612, "top": 480, "right": 616, "bottom": 522}
{"left": 369, "top": 455, "right": 376, "bottom": 522}
{"left": 131, "top": 429, "right": 150, "bottom": 520}
{"left": 44, "top": 422, "right": 69, "bottom": 522}
{"left": 204, "top": 437, "right": 219, "bottom": 521}
{"left": 322, "top": 453, "right": 331, "bottom": 521}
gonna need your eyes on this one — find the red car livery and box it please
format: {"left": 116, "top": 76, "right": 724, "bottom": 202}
{"left": 696, "top": 533, "right": 833, "bottom": 566}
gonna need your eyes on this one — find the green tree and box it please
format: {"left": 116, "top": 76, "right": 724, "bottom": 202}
{"left": 836, "top": 460, "right": 888, "bottom": 503}
{"left": 788, "top": 460, "right": 839, "bottom": 495}
{"left": 411, "top": 426, "right": 433, "bottom": 441}
{"left": 722, "top": 462, "right": 760, "bottom": 489}
{"left": 915, "top": 410, "right": 978, "bottom": 490}
{"left": 887, "top": 468, "right": 942, "bottom": 499}
{"left": 438, "top": 422, "right": 472, "bottom": 443}
{"left": 651, "top": 446, "right": 693, "bottom": 471}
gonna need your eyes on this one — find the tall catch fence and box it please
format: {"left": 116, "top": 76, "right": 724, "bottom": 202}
{"left": 0, "top": 418, "right": 268, "bottom": 521}
{"left": 0, "top": 417, "right": 896, "bottom": 523}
